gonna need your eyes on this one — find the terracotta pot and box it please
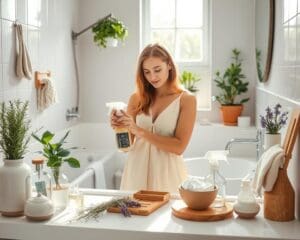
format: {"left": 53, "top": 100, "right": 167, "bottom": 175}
{"left": 220, "top": 105, "right": 243, "bottom": 126}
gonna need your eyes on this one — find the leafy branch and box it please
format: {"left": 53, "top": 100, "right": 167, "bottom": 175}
{"left": 0, "top": 100, "right": 30, "bottom": 159}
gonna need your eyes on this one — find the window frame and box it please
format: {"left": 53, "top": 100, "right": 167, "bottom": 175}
{"left": 141, "top": 0, "right": 210, "bottom": 67}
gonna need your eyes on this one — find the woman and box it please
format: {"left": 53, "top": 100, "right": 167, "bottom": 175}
{"left": 111, "top": 43, "right": 196, "bottom": 192}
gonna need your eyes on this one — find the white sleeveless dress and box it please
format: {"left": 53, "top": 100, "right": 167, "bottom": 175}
{"left": 120, "top": 94, "right": 188, "bottom": 193}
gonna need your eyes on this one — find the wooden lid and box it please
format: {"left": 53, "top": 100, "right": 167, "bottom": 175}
{"left": 32, "top": 157, "right": 44, "bottom": 164}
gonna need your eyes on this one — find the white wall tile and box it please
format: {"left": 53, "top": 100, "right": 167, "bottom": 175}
{"left": 28, "top": 0, "right": 42, "bottom": 27}
{"left": 1, "top": 20, "right": 14, "bottom": 64}
{"left": 1, "top": 0, "right": 16, "bottom": 21}
{"left": 16, "top": 0, "right": 27, "bottom": 24}
{"left": 256, "top": 0, "right": 300, "bottom": 218}
{"left": 27, "top": 26, "right": 39, "bottom": 66}
{"left": 296, "top": 14, "right": 300, "bottom": 64}
{"left": 0, "top": 20, "right": 2, "bottom": 64}
{"left": 0, "top": 0, "right": 79, "bottom": 133}
{"left": 0, "top": 64, "right": 3, "bottom": 96}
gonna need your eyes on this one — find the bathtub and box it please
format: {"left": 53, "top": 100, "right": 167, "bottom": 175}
{"left": 184, "top": 156, "right": 257, "bottom": 196}
{"left": 47, "top": 122, "right": 258, "bottom": 195}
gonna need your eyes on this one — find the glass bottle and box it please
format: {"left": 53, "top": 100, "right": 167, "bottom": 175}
{"left": 32, "top": 158, "right": 52, "bottom": 198}
{"left": 206, "top": 160, "right": 227, "bottom": 208}
{"left": 50, "top": 167, "right": 69, "bottom": 209}
{"left": 68, "top": 184, "right": 84, "bottom": 212}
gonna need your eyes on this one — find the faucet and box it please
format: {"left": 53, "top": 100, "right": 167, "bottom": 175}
{"left": 66, "top": 107, "right": 80, "bottom": 121}
{"left": 225, "top": 129, "right": 263, "bottom": 161}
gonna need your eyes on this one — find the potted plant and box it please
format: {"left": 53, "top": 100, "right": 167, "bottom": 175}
{"left": 260, "top": 103, "right": 288, "bottom": 150}
{"left": 214, "top": 49, "right": 250, "bottom": 125}
{"left": 180, "top": 70, "right": 201, "bottom": 93}
{"left": 92, "top": 17, "right": 128, "bottom": 48}
{"left": 32, "top": 130, "right": 80, "bottom": 209}
{"left": 0, "top": 100, "right": 32, "bottom": 216}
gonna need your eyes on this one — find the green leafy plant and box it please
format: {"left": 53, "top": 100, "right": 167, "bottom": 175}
{"left": 0, "top": 100, "right": 30, "bottom": 160}
{"left": 92, "top": 17, "right": 128, "bottom": 48}
{"left": 180, "top": 71, "right": 201, "bottom": 93}
{"left": 256, "top": 49, "right": 263, "bottom": 82}
{"left": 32, "top": 130, "right": 80, "bottom": 189}
{"left": 214, "top": 49, "right": 250, "bottom": 105}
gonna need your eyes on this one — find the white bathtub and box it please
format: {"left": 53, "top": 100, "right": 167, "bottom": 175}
{"left": 184, "top": 156, "right": 257, "bottom": 196}
{"left": 43, "top": 123, "right": 258, "bottom": 195}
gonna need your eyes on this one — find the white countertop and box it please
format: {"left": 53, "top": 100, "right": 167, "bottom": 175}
{"left": 0, "top": 189, "right": 299, "bottom": 240}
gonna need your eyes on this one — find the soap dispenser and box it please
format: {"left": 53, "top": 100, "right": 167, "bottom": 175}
{"left": 233, "top": 179, "right": 260, "bottom": 219}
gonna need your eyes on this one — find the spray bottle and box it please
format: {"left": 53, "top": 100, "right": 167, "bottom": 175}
{"left": 106, "top": 102, "right": 132, "bottom": 152}
{"left": 205, "top": 151, "right": 228, "bottom": 208}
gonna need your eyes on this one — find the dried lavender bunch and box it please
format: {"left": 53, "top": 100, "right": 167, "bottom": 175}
{"left": 72, "top": 197, "right": 141, "bottom": 222}
{"left": 260, "top": 103, "right": 289, "bottom": 134}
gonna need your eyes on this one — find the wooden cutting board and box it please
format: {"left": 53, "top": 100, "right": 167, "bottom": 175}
{"left": 172, "top": 200, "right": 233, "bottom": 221}
{"left": 108, "top": 190, "right": 170, "bottom": 216}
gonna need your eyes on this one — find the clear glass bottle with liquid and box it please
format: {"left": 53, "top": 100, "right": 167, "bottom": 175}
{"left": 206, "top": 159, "right": 227, "bottom": 208}
{"left": 31, "top": 158, "right": 52, "bottom": 198}
{"left": 68, "top": 184, "right": 84, "bottom": 212}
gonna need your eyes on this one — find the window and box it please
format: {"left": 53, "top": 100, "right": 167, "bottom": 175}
{"left": 142, "top": 0, "right": 211, "bottom": 110}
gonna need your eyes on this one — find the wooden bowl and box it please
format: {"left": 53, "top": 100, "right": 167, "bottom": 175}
{"left": 179, "top": 187, "right": 218, "bottom": 210}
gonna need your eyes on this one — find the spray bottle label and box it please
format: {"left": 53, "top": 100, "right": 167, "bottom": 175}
{"left": 116, "top": 131, "right": 131, "bottom": 149}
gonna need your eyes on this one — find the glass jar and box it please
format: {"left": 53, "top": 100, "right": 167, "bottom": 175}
{"left": 68, "top": 184, "right": 84, "bottom": 212}
{"left": 50, "top": 167, "right": 69, "bottom": 209}
{"left": 32, "top": 158, "right": 52, "bottom": 198}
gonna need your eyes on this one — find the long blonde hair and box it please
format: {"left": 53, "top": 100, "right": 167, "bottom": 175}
{"left": 135, "top": 43, "right": 182, "bottom": 114}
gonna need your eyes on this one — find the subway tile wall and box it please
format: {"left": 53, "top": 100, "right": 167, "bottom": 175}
{"left": 0, "top": 0, "right": 79, "bottom": 133}
{"left": 256, "top": 0, "right": 300, "bottom": 218}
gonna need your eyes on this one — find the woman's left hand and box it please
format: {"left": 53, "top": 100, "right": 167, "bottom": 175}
{"left": 119, "top": 110, "right": 143, "bottom": 137}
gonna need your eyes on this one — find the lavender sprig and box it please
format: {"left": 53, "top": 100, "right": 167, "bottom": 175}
{"left": 259, "top": 103, "right": 288, "bottom": 134}
{"left": 71, "top": 197, "right": 141, "bottom": 222}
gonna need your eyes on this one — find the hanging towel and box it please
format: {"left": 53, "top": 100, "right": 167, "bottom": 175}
{"left": 86, "top": 160, "right": 106, "bottom": 189}
{"left": 37, "top": 77, "right": 57, "bottom": 111}
{"left": 15, "top": 24, "right": 32, "bottom": 80}
{"left": 252, "top": 144, "right": 285, "bottom": 194}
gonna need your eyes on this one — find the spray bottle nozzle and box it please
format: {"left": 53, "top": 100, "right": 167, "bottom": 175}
{"left": 106, "top": 102, "right": 127, "bottom": 116}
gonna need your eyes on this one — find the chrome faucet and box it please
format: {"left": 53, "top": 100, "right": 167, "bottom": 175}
{"left": 66, "top": 107, "right": 80, "bottom": 121}
{"left": 225, "top": 129, "right": 263, "bottom": 161}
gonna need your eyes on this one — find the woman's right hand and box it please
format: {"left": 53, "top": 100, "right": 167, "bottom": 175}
{"left": 110, "top": 109, "right": 125, "bottom": 129}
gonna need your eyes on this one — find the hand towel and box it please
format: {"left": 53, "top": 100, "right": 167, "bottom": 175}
{"left": 37, "top": 77, "right": 57, "bottom": 111}
{"left": 252, "top": 144, "right": 284, "bottom": 194}
{"left": 15, "top": 24, "right": 32, "bottom": 80}
{"left": 87, "top": 160, "right": 106, "bottom": 189}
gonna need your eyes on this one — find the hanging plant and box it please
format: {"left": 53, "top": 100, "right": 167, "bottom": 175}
{"left": 92, "top": 17, "right": 128, "bottom": 48}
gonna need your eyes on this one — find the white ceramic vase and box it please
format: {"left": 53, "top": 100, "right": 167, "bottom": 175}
{"left": 264, "top": 133, "right": 281, "bottom": 150}
{"left": 0, "top": 159, "right": 32, "bottom": 216}
{"left": 106, "top": 37, "right": 118, "bottom": 47}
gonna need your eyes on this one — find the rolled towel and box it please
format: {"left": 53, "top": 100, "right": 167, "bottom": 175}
{"left": 37, "top": 77, "right": 57, "bottom": 111}
{"left": 252, "top": 144, "right": 284, "bottom": 194}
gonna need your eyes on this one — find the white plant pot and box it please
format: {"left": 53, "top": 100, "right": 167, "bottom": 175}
{"left": 106, "top": 37, "right": 118, "bottom": 47}
{"left": 264, "top": 133, "right": 281, "bottom": 150}
{"left": 0, "top": 159, "right": 32, "bottom": 216}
